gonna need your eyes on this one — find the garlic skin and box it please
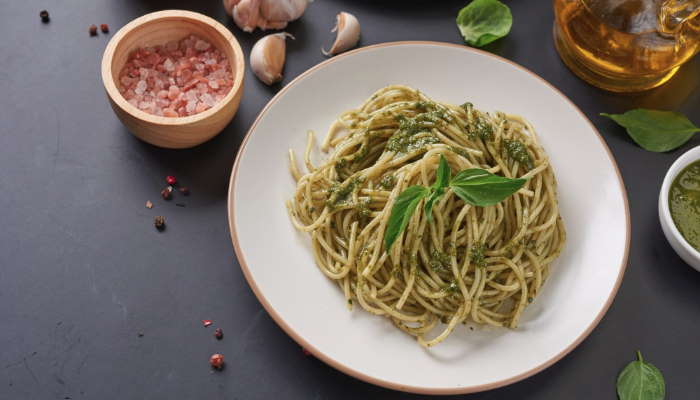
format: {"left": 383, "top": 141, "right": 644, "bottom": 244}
{"left": 224, "top": 0, "right": 309, "bottom": 32}
{"left": 250, "top": 33, "right": 294, "bottom": 85}
{"left": 322, "top": 12, "right": 360, "bottom": 56}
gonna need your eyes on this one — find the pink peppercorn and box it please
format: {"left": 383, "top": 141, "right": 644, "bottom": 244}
{"left": 209, "top": 353, "right": 224, "bottom": 370}
{"left": 166, "top": 175, "right": 177, "bottom": 185}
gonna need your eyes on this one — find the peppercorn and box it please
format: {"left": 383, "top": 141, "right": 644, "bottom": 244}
{"left": 166, "top": 175, "right": 177, "bottom": 185}
{"left": 39, "top": 10, "right": 50, "bottom": 23}
{"left": 89, "top": 24, "right": 97, "bottom": 36}
{"left": 154, "top": 216, "right": 166, "bottom": 231}
{"left": 161, "top": 186, "right": 173, "bottom": 200}
{"left": 209, "top": 353, "right": 224, "bottom": 370}
{"left": 100, "top": 23, "right": 109, "bottom": 33}
{"left": 214, "top": 328, "right": 223, "bottom": 340}
{"left": 179, "top": 187, "right": 190, "bottom": 196}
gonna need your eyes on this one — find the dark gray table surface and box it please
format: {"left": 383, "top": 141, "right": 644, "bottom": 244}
{"left": 2, "top": 0, "right": 699, "bottom": 399}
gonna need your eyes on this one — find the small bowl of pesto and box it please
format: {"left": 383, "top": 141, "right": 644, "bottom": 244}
{"left": 659, "top": 146, "right": 700, "bottom": 271}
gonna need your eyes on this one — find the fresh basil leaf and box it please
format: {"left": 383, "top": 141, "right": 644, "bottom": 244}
{"left": 425, "top": 155, "right": 451, "bottom": 222}
{"left": 385, "top": 186, "right": 430, "bottom": 250}
{"left": 617, "top": 351, "right": 665, "bottom": 400}
{"left": 432, "top": 154, "right": 451, "bottom": 191}
{"left": 449, "top": 168, "right": 525, "bottom": 207}
{"left": 601, "top": 109, "right": 699, "bottom": 152}
{"left": 424, "top": 188, "right": 443, "bottom": 222}
{"left": 456, "top": 0, "right": 512, "bottom": 47}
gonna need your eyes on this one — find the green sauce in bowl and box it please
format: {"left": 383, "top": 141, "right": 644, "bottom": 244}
{"left": 669, "top": 160, "right": 700, "bottom": 251}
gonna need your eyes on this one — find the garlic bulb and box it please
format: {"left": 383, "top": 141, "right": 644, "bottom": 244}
{"left": 322, "top": 12, "right": 360, "bottom": 56}
{"left": 250, "top": 32, "right": 294, "bottom": 85}
{"left": 224, "top": 0, "right": 309, "bottom": 32}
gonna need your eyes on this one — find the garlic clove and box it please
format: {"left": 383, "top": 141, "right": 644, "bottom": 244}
{"left": 233, "top": 0, "right": 262, "bottom": 32}
{"left": 260, "top": 0, "right": 308, "bottom": 23}
{"left": 223, "top": 0, "right": 244, "bottom": 17}
{"left": 322, "top": 12, "right": 360, "bottom": 56}
{"left": 250, "top": 32, "right": 295, "bottom": 85}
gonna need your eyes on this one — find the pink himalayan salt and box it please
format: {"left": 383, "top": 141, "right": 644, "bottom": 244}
{"left": 118, "top": 35, "right": 234, "bottom": 118}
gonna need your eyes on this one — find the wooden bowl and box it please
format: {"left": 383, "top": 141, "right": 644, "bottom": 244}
{"left": 101, "top": 10, "right": 245, "bottom": 149}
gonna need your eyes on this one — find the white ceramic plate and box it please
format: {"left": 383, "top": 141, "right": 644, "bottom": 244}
{"left": 228, "top": 42, "right": 629, "bottom": 394}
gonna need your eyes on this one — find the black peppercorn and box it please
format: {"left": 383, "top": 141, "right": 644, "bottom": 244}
{"left": 214, "top": 328, "right": 223, "bottom": 340}
{"left": 39, "top": 10, "right": 50, "bottom": 23}
{"left": 89, "top": 24, "right": 97, "bottom": 36}
{"left": 179, "top": 187, "right": 190, "bottom": 196}
{"left": 154, "top": 216, "right": 166, "bottom": 231}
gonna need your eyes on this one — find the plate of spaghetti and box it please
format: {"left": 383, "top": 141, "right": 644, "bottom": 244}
{"left": 227, "top": 42, "right": 629, "bottom": 394}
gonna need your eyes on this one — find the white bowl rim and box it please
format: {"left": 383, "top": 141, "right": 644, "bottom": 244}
{"left": 226, "top": 41, "right": 631, "bottom": 395}
{"left": 659, "top": 145, "right": 700, "bottom": 261}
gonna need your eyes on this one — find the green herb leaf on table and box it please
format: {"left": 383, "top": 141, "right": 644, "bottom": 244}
{"left": 616, "top": 351, "right": 665, "bottom": 400}
{"left": 384, "top": 185, "right": 430, "bottom": 250}
{"left": 601, "top": 109, "right": 699, "bottom": 152}
{"left": 449, "top": 169, "right": 526, "bottom": 207}
{"left": 456, "top": 0, "right": 512, "bottom": 47}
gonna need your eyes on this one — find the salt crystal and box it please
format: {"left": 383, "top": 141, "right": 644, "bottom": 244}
{"left": 195, "top": 102, "right": 208, "bottom": 113}
{"left": 134, "top": 80, "right": 147, "bottom": 95}
{"left": 201, "top": 93, "right": 216, "bottom": 107}
{"left": 120, "top": 76, "right": 134, "bottom": 87}
{"left": 194, "top": 40, "right": 211, "bottom": 51}
{"left": 164, "top": 58, "right": 175, "bottom": 72}
{"left": 118, "top": 34, "right": 233, "bottom": 117}
{"left": 185, "top": 100, "right": 196, "bottom": 114}
{"left": 168, "top": 85, "right": 180, "bottom": 100}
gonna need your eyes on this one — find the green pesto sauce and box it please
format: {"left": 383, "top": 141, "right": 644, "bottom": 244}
{"left": 327, "top": 177, "right": 362, "bottom": 208}
{"left": 355, "top": 198, "right": 371, "bottom": 218}
{"left": 467, "top": 118, "right": 494, "bottom": 141}
{"left": 429, "top": 249, "right": 450, "bottom": 272}
{"left": 669, "top": 161, "right": 700, "bottom": 251}
{"left": 379, "top": 174, "right": 396, "bottom": 190}
{"left": 470, "top": 242, "right": 487, "bottom": 268}
{"left": 503, "top": 139, "right": 534, "bottom": 170}
{"left": 385, "top": 104, "right": 448, "bottom": 154}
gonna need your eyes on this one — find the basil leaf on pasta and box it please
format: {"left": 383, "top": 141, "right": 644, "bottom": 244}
{"left": 385, "top": 186, "right": 430, "bottom": 250}
{"left": 432, "top": 155, "right": 451, "bottom": 191}
{"left": 425, "top": 155, "right": 451, "bottom": 222}
{"left": 449, "top": 169, "right": 525, "bottom": 207}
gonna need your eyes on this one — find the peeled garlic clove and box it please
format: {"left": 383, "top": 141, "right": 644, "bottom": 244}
{"left": 322, "top": 12, "right": 360, "bottom": 56}
{"left": 260, "top": 0, "right": 308, "bottom": 23}
{"left": 250, "top": 32, "right": 294, "bottom": 85}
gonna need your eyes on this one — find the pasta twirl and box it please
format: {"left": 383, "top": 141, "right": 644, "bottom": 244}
{"left": 287, "top": 85, "right": 565, "bottom": 347}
